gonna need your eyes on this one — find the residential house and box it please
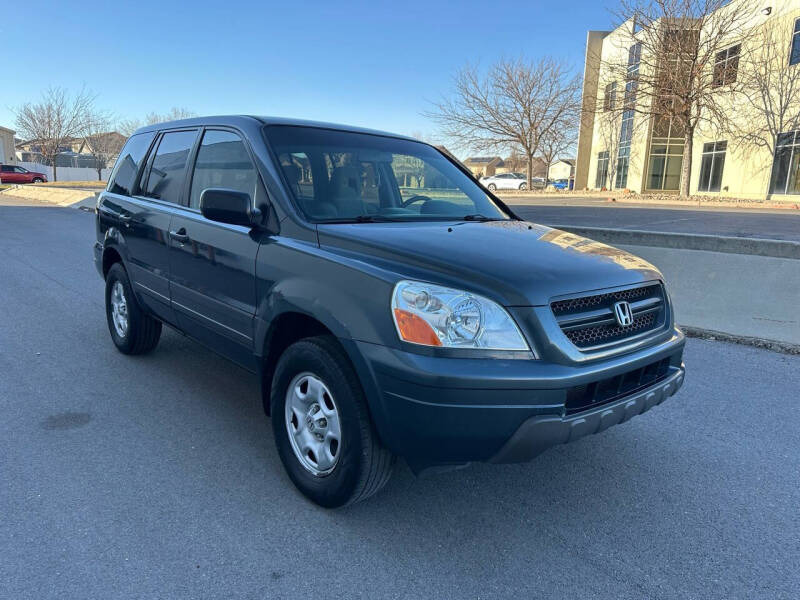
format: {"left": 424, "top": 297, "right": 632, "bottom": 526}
{"left": 463, "top": 156, "right": 503, "bottom": 178}
{"left": 497, "top": 155, "right": 548, "bottom": 177}
{"left": 0, "top": 126, "right": 16, "bottom": 165}
{"left": 548, "top": 158, "right": 576, "bottom": 181}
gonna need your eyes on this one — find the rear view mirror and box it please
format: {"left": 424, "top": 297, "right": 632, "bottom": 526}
{"left": 200, "top": 188, "right": 258, "bottom": 227}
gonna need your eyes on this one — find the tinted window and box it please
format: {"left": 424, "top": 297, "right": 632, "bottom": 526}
{"left": 107, "top": 132, "right": 155, "bottom": 196}
{"left": 189, "top": 130, "right": 257, "bottom": 209}
{"left": 791, "top": 19, "right": 800, "bottom": 66}
{"left": 1, "top": 166, "right": 12, "bottom": 172}
{"left": 143, "top": 130, "right": 197, "bottom": 204}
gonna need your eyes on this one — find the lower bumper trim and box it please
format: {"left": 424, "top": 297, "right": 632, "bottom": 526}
{"left": 489, "top": 365, "right": 685, "bottom": 463}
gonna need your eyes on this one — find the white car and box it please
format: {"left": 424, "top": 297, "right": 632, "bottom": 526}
{"left": 480, "top": 172, "right": 535, "bottom": 191}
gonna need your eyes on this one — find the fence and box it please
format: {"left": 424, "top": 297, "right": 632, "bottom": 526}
{"left": 19, "top": 161, "right": 112, "bottom": 183}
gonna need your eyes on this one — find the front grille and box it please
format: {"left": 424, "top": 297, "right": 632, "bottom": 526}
{"left": 565, "top": 356, "right": 672, "bottom": 414}
{"left": 551, "top": 285, "right": 655, "bottom": 315}
{"left": 552, "top": 283, "right": 666, "bottom": 350}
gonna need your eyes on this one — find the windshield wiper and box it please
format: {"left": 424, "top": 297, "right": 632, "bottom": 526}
{"left": 461, "top": 214, "right": 502, "bottom": 222}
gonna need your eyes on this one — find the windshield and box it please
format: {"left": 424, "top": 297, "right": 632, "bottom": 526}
{"left": 265, "top": 125, "right": 511, "bottom": 222}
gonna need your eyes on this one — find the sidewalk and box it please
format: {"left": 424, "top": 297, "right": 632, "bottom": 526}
{"left": 0, "top": 185, "right": 96, "bottom": 207}
{"left": 498, "top": 191, "right": 800, "bottom": 211}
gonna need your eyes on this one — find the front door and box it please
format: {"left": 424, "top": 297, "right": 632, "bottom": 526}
{"left": 167, "top": 129, "right": 262, "bottom": 367}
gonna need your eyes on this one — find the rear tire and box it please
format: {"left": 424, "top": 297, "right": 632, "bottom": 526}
{"left": 105, "top": 262, "right": 161, "bottom": 355}
{"left": 271, "top": 336, "right": 395, "bottom": 507}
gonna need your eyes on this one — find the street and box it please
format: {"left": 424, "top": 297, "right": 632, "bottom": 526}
{"left": 506, "top": 197, "right": 800, "bottom": 241}
{"left": 1, "top": 200, "right": 798, "bottom": 599}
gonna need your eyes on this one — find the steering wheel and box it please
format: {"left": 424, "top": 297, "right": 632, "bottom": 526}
{"left": 401, "top": 195, "right": 432, "bottom": 208}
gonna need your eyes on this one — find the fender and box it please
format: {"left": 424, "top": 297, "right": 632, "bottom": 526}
{"left": 253, "top": 274, "right": 397, "bottom": 358}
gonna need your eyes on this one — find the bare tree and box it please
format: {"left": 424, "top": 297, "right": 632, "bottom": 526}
{"left": 596, "top": 110, "right": 621, "bottom": 189}
{"left": 83, "top": 111, "right": 126, "bottom": 180}
{"left": 118, "top": 107, "right": 197, "bottom": 137}
{"left": 735, "top": 17, "right": 800, "bottom": 192}
{"left": 539, "top": 118, "right": 578, "bottom": 181}
{"left": 14, "top": 87, "right": 95, "bottom": 181}
{"left": 145, "top": 107, "right": 197, "bottom": 126}
{"left": 118, "top": 118, "right": 143, "bottom": 138}
{"left": 426, "top": 57, "right": 581, "bottom": 189}
{"left": 603, "top": 0, "right": 757, "bottom": 196}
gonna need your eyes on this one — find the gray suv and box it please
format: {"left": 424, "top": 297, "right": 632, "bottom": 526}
{"left": 94, "top": 116, "right": 685, "bottom": 507}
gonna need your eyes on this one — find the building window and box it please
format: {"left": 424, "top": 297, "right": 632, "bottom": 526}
{"left": 713, "top": 44, "right": 740, "bottom": 87}
{"left": 697, "top": 141, "right": 727, "bottom": 192}
{"left": 769, "top": 131, "right": 800, "bottom": 195}
{"left": 791, "top": 19, "right": 800, "bottom": 66}
{"left": 595, "top": 151, "right": 609, "bottom": 188}
{"left": 603, "top": 82, "right": 617, "bottom": 111}
{"left": 615, "top": 43, "right": 641, "bottom": 189}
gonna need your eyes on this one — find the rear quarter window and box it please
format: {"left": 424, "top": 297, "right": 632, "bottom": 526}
{"left": 107, "top": 132, "right": 155, "bottom": 196}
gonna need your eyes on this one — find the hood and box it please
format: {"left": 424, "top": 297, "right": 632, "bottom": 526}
{"left": 316, "top": 220, "right": 663, "bottom": 306}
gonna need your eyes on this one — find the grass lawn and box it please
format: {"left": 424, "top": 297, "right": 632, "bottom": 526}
{"left": 37, "top": 180, "right": 107, "bottom": 188}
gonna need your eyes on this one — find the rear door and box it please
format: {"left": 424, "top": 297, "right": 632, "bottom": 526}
{"left": 167, "top": 128, "right": 261, "bottom": 365}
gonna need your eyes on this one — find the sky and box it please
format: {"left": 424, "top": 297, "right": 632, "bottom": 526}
{"left": 2, "top": 0, "right": 617, "bottom": 146}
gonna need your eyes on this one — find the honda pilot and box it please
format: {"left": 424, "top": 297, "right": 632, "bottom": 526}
{"left": 94, "top": 116, "right": 685, "bottom": 507}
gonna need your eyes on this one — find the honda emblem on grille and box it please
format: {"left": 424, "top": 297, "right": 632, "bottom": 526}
{"left": 613, "top": 301, "right": 634, "bottom": 327}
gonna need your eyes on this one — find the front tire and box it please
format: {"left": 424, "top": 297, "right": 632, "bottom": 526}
{"left": 271, "top": 336, "right": 395, "bottom": 507}
{"left": 105, "top": 262, "right": 161, "bottom": 355}
{"left": 32, "top": 178, "right": 44, "bottom": 183}
{"left": 518, "top": 182, "right": 527, "bottom": 190}
{"left": 487, "top": 183, "right": 497, "bottom": 191}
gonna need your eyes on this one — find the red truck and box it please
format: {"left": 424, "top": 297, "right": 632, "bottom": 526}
{"left": 0, "top": 165, "right": 48, "bottom": 184}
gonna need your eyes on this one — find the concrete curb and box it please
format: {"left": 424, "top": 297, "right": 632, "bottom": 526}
{"left": 552, "top": 224, "right": 800, "bottom": 260}
{"left": 682, "top": 326, "right": 800, "bottom": 355}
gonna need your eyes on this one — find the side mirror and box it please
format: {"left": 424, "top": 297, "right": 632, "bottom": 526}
{"left": 200, "top": 188, "right": 259, "bottom": 227}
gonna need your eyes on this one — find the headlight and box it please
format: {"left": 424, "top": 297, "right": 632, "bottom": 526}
{"left": 391, "top": 280, "right": 531, "bottom": 352}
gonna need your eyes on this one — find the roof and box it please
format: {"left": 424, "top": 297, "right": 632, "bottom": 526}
{"left": 132, "top": 115, "right": 417, "bottom": 142}
{"left": 552, "top": 158, "right": 576, "bottom": 166}
{"left": 464, "top": 156, "right": 503, "bottom": 165}
{"left": 0, "top": 125, "right": 15, "bottom": 135}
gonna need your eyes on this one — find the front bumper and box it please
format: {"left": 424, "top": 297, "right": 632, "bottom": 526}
{"left": 489, "top": 365, "right": 684, "bottom": 463}
{"left": 348, "top": 328, "right": 685, "bottom": 470}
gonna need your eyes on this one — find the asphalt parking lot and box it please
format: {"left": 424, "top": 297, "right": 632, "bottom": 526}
{"left": 506, "top": 197, "right": 800, "bottom": 241}
{"left": 1, "top": 200, "right": 798, "bottom": 599}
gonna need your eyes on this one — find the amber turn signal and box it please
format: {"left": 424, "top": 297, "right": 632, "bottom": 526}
{"left": 393, "top": 308, "right": 442, "bottom": 346}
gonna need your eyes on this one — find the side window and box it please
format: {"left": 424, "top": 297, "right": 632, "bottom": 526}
{"left": 142, "top": 130, "right": 197, "bottom": 204}
{"left": 1, "top": 166, "right": 12, "bottom": 172}
{"left": 189, "top": 130, "right": 257, "bottom": 209}
{"left": 107, "top": 132, "right": 155, "bottom": 196}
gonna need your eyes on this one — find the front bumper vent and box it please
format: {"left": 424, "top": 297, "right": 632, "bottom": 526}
{"left": 565, "top": 356, "right": 672, "bottom": 414}
{"left": 551, "top": 283, "right": 666, "bottom": 350}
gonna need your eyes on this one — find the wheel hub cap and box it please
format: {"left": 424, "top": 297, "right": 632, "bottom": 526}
{"left": 110, "top": 281, "right": 129, "bottom": 338}
{"left": 284, "top": 373, "right": 342, "bottom": 476}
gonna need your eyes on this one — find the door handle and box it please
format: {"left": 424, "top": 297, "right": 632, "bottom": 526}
{"left": 118, "top": 214, "right": 132, "bottom": 226}
{"left": 169, "top": 228, "right": 190, "bottom": 244}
